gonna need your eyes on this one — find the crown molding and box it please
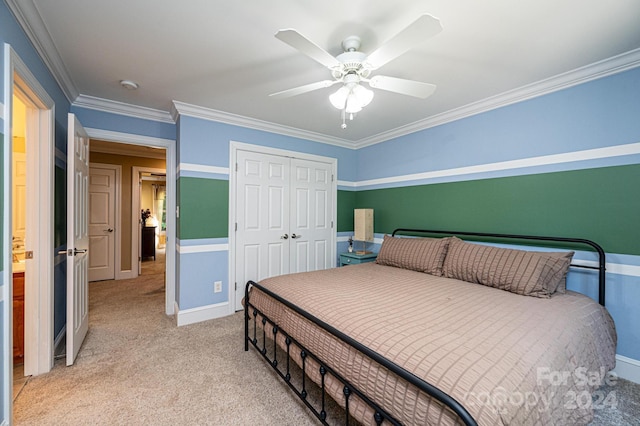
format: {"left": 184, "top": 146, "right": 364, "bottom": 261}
{"left": 171, "top": 101, "right": 355, "bottom": 149}
{"left": 73, "top": 94, "right": 174, "bottom": 124}
{"left": 8, "top": 0, "right": 638, "bottom": 150}
{"left": 354, "top": 48, "right": 640, "bottom": 148}
{"left": 5, "top": 0, "right": 78, "bottom": 103}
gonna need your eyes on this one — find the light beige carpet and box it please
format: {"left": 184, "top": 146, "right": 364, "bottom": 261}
{"left": 13, "top": 273, "right": 325, "bottom": 425}
{"left": 12, "top": 271, "right": 640, "bottom": 425}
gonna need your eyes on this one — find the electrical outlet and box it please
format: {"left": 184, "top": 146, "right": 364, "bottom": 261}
{"left": 214, "top": 281, "right": 222, "bottom": 293}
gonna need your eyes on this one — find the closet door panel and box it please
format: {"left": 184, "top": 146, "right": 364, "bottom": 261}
{"left": 290, "top": 159, "right": 333, "bottom": 273}
{"left": 236, "top": 151, "right": 290, "bottom": 308}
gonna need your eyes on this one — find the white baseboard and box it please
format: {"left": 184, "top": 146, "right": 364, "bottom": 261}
{"left": 175, "top": 301, "right": 230, "bottom": 326}
{"left": 116, "top": 269, "right": 136, "bottom": 280}
{"left": 613, "top": 354, "right": 640, "bottom": 384}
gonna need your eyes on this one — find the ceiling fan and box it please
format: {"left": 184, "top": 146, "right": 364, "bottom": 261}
{"left": 270, "top": 14, "right": 443, "bottom": 128}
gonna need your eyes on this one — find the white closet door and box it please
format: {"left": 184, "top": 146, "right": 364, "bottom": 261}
{"left": 290, "top": 158, "right": 333, "bottom": 273}
{"left": 235, "top": 150, "right": 290, "bottom": 309}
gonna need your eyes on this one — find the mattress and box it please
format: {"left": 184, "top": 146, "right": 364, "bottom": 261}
{"left": 248, "top": 262, "right": 617, "bottom": 425}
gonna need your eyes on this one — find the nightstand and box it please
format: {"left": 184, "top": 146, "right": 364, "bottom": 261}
{"left": 339, "top": 252, "right": 377, "bottom": 266}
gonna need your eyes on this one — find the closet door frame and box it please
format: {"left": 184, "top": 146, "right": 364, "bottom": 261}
{"left": 229, "top": 141, "right": 338, "bottom": 312}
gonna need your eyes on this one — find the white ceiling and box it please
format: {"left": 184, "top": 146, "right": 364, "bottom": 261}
{"left": 7, "top": 0, "right": 640, "bottom": 147}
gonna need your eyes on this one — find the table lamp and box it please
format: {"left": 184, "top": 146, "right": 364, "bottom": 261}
{"left": 354, "top": 209, "right": 374, "bottom": 254}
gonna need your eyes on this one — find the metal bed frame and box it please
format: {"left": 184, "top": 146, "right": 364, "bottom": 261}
{"left": 244, "top": 228, "right": 607, "bottom": 425}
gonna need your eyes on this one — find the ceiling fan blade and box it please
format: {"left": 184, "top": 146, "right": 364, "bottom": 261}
{"left": 368, "top": 75, "right": 436, "bottom": 98}
{"left": 275, "top": 29, "right": 341, "bottom": 69}
{"left": 269, "top": 80, "right": 340, "bottom": 99}
{"left": 366, "top": 14, "right": 442, "bottom": 70}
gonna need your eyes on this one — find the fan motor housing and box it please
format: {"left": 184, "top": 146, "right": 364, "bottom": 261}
{"left": 333, "top": 50, "right": 370, "bottom": 79}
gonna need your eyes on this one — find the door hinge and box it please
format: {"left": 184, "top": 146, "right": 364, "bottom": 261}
{"left": 235, "top": 282, "right": 237, "bottom": 291}
{"left": 235, "top": 222, "right": 238, "bottom": 232}
{"left": 331, "top": 221, "right": 334, "bottom": 228}
{"left": 331, "top": 174, "right": 334, "bottom": 182}
{"left": 235, "top": 162, "right": 238, "bottom": 172}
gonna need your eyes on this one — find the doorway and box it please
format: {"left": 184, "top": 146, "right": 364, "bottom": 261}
{"left": 137, "top": 169, "right": 167, "bottom": 277}
{"left": 11, "top": 91, "right": 28, "bottom": 399}
{"left": 86, "top": 135, "right": 175, "bottom": 315}
{"left": 3, "top": 47, "right": 56, "bottom": 426}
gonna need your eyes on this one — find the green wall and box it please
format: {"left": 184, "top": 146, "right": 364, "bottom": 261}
{"left": 337, "top": 190, "right": 356, "bottom": 232}
{"left": 356, "top": 164, "right": 640, "bottom": 255}
{"left": 178, "top": 177, "right": 229, "bottom": 239}
{"left": 178, "top": 182, "right": 357, "bottom": 239}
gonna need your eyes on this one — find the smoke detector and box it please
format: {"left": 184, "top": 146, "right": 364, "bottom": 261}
{"left": 120, "top": 80, "right": 139, "bottom": 90}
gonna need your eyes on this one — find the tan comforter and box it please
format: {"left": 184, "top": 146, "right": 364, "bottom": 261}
{"left": 248, "top": 263, "right": 617, "bottom": 425}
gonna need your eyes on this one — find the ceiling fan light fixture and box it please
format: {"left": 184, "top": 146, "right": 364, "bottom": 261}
{"left": 330, "top": 83, "right": 373, "bottom": 113}
{"left": 329, "top": 86, "right": 349, "bottom": 109}
{"left": 345, "top": 96, "right": 363, "bottom": 114}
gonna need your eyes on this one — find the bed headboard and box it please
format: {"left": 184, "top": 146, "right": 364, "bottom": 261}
{"left": 391, "top": 228, "right": 607, "bottom": 306}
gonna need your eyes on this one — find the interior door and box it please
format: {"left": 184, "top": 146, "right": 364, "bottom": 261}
{"left": 88, "top": 166, "right": 115, "bottom": 281}
{"left": 66, "top": 113, "right": 90, "bottom": 366}
{"left": 290, "top": 158, "right": 333, "bottom": 273}
{"left": 235, "top": 150, "right": 290, "bottom": 309}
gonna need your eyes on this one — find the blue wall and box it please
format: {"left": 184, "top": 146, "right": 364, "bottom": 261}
{"left": 352, "top": 67, "right": 640, "bottom": 361}
{"left": 356, "top": 67, "right": 640, "bottom": 188}
{"left": 175, "top": 115, "right": 355, "bottom": 311}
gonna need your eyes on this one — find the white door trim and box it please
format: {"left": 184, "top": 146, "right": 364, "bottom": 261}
{"left": 3, "top": 42, "right": 55, "bottom": 391}
{"left": 89, "top": 162, "right": 122, "bottom": 280}
{"left": 132, "top": 166, "right": 166, "bottom": 276}
{"left": 85, "top": 128, "right": 176, "bottom": 315}
{"left": 228, "top": 141, "right": 338, "bottom": 312}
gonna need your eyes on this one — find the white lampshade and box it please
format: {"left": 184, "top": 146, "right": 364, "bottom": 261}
{"left": 329, "top": 86, "right": 350, "bottom": 109}
{"left": 345, "top": 94, "right": 363, "bottom": 114}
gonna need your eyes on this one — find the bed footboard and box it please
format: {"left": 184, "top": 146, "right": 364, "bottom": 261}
{"left": 244, "top": 280, "right": 478, "bottom": 426}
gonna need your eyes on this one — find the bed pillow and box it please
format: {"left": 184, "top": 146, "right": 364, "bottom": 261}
{"left": 375, "top": 235, "right": 451, "bottom": 276}
{"left": 442, "top": 237, "right": 574, "bottom": 298}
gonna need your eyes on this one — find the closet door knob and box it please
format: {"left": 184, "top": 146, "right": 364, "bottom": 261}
{"left": 291, "top": 233, "right": 301, "bottom": 239}
{"left": 104, "top": 228, "right": 114, "bottom": 232}
{"left": 281, "top": 234, "right": 289, "bottom": 240}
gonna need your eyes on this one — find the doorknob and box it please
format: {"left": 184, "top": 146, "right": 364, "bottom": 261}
{"left": 291, "top": 233, "right": 302, "bottom": 239}
{"left": 104, "top": 228, "right": 114, "bottom": 232}
{"left": 58, "top": 248, "right": 88, "bottom": 256}
{"left": 281, "top": 234, "right": 289, "bottom": 240}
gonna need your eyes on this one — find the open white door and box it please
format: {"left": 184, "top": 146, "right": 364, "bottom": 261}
{"left": 66, "top": 113, "right": 90, "bottom": 366}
